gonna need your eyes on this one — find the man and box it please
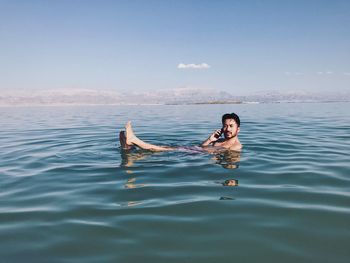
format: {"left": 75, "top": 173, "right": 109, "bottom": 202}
{"left": 201, "top": 113, "right": 242, "bottom": 151}
{"left": 119, "top": 112, "right": 242, "bottom": 152}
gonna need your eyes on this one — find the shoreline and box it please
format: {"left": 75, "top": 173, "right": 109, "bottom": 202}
{"left": 1, "top": 100, "right": 349, "bottom": 107}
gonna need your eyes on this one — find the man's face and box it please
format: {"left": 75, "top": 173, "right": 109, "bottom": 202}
{"left": 222, "top": 119, "right": 240, "bottom": 139}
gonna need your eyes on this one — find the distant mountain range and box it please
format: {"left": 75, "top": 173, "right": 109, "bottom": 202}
{"left": 1, "top": 88, "right": 349, "bottom": 106}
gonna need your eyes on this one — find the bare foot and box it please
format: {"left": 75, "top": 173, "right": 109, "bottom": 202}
{"left": 119, "top": 131, "right": 132, "bottom": 150}
{"left": 123, "top": 121, "right": 174, "bottom": 151}
{"left": 125, "top": 121, "right": 137, "bottom": 145}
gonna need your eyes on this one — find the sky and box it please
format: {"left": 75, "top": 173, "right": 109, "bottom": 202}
{"left": 1, "top": 0, "right": 350, "bottom": 95}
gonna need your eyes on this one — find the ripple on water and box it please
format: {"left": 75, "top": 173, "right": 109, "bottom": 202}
{"left": 1, "top": 103, "right": 350, "bottom": 262}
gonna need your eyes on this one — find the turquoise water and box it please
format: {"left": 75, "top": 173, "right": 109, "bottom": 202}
{"left": 1, "top": 103, "right": 350, "bottom": 262}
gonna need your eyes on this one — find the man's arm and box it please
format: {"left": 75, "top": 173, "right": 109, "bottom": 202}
{"left": 201, "top": 129, "right": 221, "bottom": 147}
{"left": 201, "top": 137, "right": 213, "bottom": 147}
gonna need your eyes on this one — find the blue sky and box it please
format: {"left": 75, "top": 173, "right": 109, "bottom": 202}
{"left": 1, "top": 0, "right": 350, "bottom": 94}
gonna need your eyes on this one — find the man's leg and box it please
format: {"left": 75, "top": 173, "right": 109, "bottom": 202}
{"left": 119, "top": 131, "right": 133, "bottom": 150}
{"left": 124, "top": 121, "right": 175, "bottom": 151}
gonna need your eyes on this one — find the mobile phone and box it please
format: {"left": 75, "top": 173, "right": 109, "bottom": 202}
{"left": 214, "top": 128, "right": 223, "bottom": 138}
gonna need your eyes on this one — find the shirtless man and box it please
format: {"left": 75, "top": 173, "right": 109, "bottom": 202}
{"left": 201, "top": 113, "right": 242, "bottom": 151}
{"left": 119, "top": 112, "right": 242, "bottom": 152}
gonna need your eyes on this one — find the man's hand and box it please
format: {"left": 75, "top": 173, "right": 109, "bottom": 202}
{"left": 202, "top": 129, "right": 222, "bottom": 147}
{"left": 209, "top": 129, "right": 222, "bottom": 142}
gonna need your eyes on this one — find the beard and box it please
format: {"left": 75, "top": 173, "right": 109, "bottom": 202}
{"left": 224, "top": 130, "right": 238, "bottom": 139}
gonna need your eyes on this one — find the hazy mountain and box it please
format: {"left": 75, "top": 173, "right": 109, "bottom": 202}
{"left": 238, "top": 90, "right": 350, "bottom": 103}
{"left": 0, "top": 87, "right": 238, "bottom": 106}
{"left": 0, "top": 89, "right": 123, "bottom": 106}
{"left": 0, "top": 88, "right": 349, "bottom": 106}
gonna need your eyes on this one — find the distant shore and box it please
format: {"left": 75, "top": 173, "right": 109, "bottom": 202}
{"left": 2, "top": 88, "right": 349, "bottom": 107}
{"left": 2, "top": 100, "right": 350, "bottom": 107}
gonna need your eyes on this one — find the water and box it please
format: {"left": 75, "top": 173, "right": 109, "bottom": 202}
{"left": 1, "top": 103, "right": 350, "bottom": 262}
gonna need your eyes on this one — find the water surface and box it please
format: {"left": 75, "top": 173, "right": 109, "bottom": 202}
{"left": 1, "top": 103, "right": 350, "bottom": 262}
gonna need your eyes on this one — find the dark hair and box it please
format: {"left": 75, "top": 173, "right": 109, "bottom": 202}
{"left": 222, "top": 113, "right": 240, "bottom": 127}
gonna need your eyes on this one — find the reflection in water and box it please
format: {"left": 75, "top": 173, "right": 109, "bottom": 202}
{"left": 120, "top": 148, "right": 153, "bottom": 168}
{"left": 126, "top": 201, "right": 143, "bottom": 207}
{"left": 120, "top": 149, "right": 153, "bottom": 207}
{"left": 124, "top": 178, "right": 145, "bottom": 189}
{"left": 223, "top": 179, "right": 238, "bottom": 186}
{"left": 212, "top": 149, "right": 241, "bottom": 169}
{"left": 119, "top": 147, "right": 241, "bottom": 204}
{"left": 219, "top": 196, "right": 235, "bottom": 200}
{"left": 120, "top": 147, "right": 241, "bottom": 170}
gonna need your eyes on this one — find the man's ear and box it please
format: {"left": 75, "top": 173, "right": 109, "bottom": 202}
{"left": 237, "top": 127, "right": 240, "bottom": 134}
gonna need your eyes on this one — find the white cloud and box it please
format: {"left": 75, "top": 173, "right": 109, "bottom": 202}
{"left": 177, "top": 63, "right": 211, "bottom": 69}
{"left": 284, "top": 72, "right": 304, "bottom": 76}
{"left": 317, "top": 72, "right": 323, "bottom": 75}
{"left": 326, "top": 71, "right": 333, "bottom": 74}
{"left": 343, "top": 72, "right": 350, "bottom": 76}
